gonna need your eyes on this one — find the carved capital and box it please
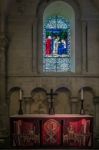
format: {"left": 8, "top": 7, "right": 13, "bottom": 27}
{"left": 0, "top": 33, "right": 9, "bottom": 51}
{"left": 16, "top": 0, "right": 25, "bottom": 14}
{"left": 94, "top": 96, "right": 99, "bottom": 103}
{"left": 71, "top": 97, "right": 78, "bottom": 102}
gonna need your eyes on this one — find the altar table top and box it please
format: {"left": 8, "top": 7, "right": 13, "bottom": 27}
{"left": 10, "top": 114, "right": 93, "bottom": 118}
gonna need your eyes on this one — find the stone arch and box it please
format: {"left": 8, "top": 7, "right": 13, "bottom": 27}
{"left": 36, "top": 0, "right": 81, "bottom": 18}
{"left": 30, "top": 87, "right": 48, "bottom": 114}
{"left": 55, "top": 87, "right": 71, "bottom": 114}
{"left": 34, "top": 0, "right": 82, "bottom": 74}
{"left": 8, "top": 87, "right": 23, "bottom": 116}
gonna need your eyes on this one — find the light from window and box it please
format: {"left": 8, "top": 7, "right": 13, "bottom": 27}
{"left": 43, "top": 16, "right": 71, "bottom": 72}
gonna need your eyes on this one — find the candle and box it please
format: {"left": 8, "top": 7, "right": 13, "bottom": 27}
{"left": 81, "top": 88, "right": 84, "bottom": 100}
{"left": 19, "top": 89, "right": 22, "bottom": 100}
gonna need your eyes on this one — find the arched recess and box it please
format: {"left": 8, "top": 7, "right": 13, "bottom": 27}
{"left": 8, "top": 87, "right": 23, "bottom": 116}
{"left": 35, "top": 0, "right": 81, "bottom": 74}
{"left": 78, "top": 87, "right": 95, "bottom": 115}
{"left": 30, "top": 87, "right": 48, "bottom": 114}
{"left": 55, "top": 87, "right": 71, "bottom": 114}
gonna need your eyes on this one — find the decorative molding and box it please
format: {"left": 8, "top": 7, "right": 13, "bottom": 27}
{"left": 23, "top": 97, "right": 32, "bottom": 102}
{"left": 71, "top": 97, "right": 78, "bottom": 102}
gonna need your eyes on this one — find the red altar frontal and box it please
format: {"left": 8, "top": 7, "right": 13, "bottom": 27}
{"left": 10, "top": 114, "right": 93, "bottom": 148}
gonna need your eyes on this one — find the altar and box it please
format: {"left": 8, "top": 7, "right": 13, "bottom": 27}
{"left": 10, "top": 114, "right": 93, "bottom": 148}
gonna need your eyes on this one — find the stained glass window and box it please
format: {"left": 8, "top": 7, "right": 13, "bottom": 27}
{"left": 43, "top": 16, "right": 71, "bottom": 72}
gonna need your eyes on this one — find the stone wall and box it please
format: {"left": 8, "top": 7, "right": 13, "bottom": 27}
{"left": 0, "top": 0, "right": 99, "bottom": 139}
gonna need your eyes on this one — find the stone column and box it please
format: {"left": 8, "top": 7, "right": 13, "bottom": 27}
{"left": 0, "top": 34, "right": 7, "bottom": 98}
{"left": 0, "top": 26, "right": 9, "bottom": 138}
{"left": 71, "top": 97, "right": 79, "bottom": 114}
{"left": 0, "top": 1, "right": 8, "bottom": 104}
{"left": 94, "top": 97, "right": 99, "bottom": 138}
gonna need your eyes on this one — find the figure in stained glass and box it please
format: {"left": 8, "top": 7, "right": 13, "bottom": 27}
{"left": 45, "top": 36, "right": 52, "bottom": 55}
{"left": 58, "top": 39, "right": 67, "bottom": 55}
{"left": 53, "top": 35, "right": 60, "bottom": 55}
{"left": 45, "top": 29, "right": 68, "bottom": 56}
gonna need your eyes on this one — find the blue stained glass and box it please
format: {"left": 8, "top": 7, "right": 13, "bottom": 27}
{"left": 43, "top": 16, "right": 71, "bottom": 72}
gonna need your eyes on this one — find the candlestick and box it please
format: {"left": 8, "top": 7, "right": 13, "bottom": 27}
{"left": 80, "top": 99, "right": 85, "bottom": 115}
{"left": 19, "top": 89, "right": 22, "bottom": 100}
{"left": 81, "top": 88, "right": 84, "bottom": 100}
{"left": 18, "top": 100, "right": 23, "bottom": 115}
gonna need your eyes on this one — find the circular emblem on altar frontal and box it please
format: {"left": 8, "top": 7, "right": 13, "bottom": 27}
{"left": 44, "top": 119, "right": 59, "bottom": 134}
